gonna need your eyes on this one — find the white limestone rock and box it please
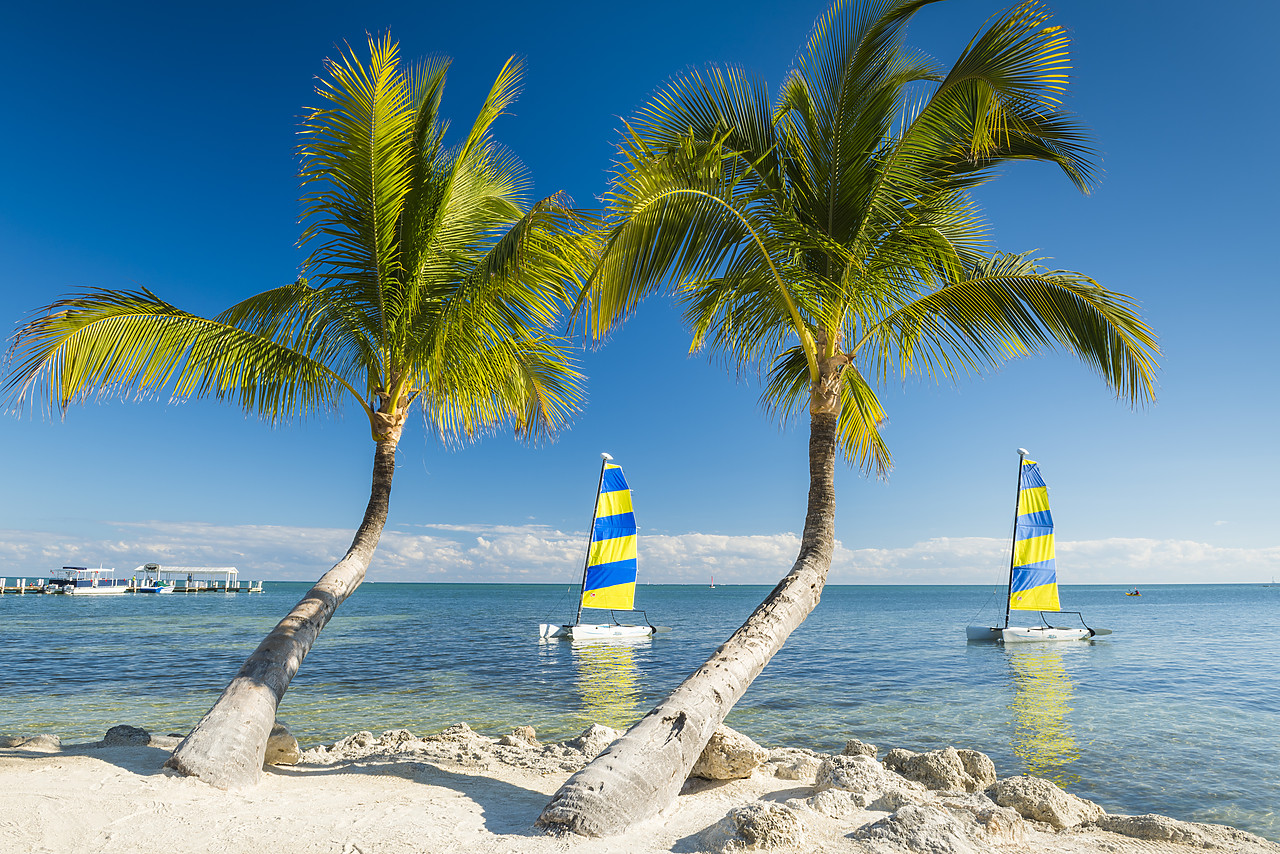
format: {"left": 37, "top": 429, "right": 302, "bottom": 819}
{"left": 263, "top": 722, "right": 300, "bottom": 766}
{"left": 867, "top": 787, "right": 929, "bottom": 812}
{"left": 702, "top": 803, "right": 806, "bottom": 851}
{"left": 852, "top": 803, "right": 983, "bottom": 854}
{"left": 767, "top": 747, "right": 826, "bottom": 781}
{"left": 424, "top": 724, "right": 487, "bottom": 745}
{"left": 497, "top": 725, "right": 539, "bottom": 747}
{"left": 378, "top": 728, "right": 419, "bottom": 747}
{"left": 987, "top": 775, "right": 1103, "bottom": 830}
{"left": 815, "top": 754, "right": 919, "bottom": 797}
{"left": 939, "top": 793, "right": 1028, "bottom": 846}
{"left": 809, "top": 788, "right": 869, "bottom": 820}
{"left": 692, "top": 725, "right": 769, "bottom": 780}
{"left": 842, "top": 738, "right": 877, "bottom": 758}
{"left": 333, "top": 730, "right": 377, "bottom": 752}
{"left": 883, "top": 746, "right": 996, "bottom": 793}
{"left": 566, "top": 724, "right": 621, "bottom": 760}
{"left": 1093, "top": 813, "right": 1280, "bottom": 851}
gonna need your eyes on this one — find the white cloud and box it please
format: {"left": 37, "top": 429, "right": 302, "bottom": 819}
{"left": 0, "top": 522, "right": 1276, "bottom": 585}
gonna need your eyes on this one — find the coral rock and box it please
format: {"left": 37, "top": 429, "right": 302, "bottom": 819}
{"left": 566, "top": 724, "right": 621, "bottom": 760}
{"left": 987, "top": 775, "right": 1103, "bottom": 830}
{"left": 816, "top": 754, "right": 918, "bottom": 798}
{"left": 1093, "top": 813, "right": 1279, "bottom": 850}
{"left": 498, "top": 725, "right": 539, "bottom": 747}
{"left": 768, "top": 748, "right": 825, "bottom": 781}
{"left": 939, "top": 793, "right": 1028, "bottom": 845}
{"left": 853, "top": 803, "right": 983, "bottom": 854}
{"left": 692, "top": 725, "right": 768, "bottom": 780}
{"left": 883, "top": 746, "right": 996, "bottom": 793}
{"left": 264, "top": 722, "right": 300, "bottom": 766}
{"left": 810, "top": 789, "right": 867, "bottom": 819}
{"left": 703, "top": 803, "right": 806, "bottom": 851}
{"left": 842, "top": 738, "right": 877, "bottom": 758}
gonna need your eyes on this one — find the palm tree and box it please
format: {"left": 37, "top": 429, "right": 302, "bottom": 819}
{"left": 5, "top": 36, "right": 592, "bottom": 789}
{"left": 539, "top": 0, "right": 1158, "bottom": 835}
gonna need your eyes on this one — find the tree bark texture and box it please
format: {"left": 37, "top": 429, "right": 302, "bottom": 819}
{"left": 537, "top": 410, "right": 840, "bottom": 836}
{"left": 164, "top": 438, "right": 398, "bottom": 789}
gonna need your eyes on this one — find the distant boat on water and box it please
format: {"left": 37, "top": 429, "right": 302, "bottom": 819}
{"left": 540, "top": 454, "right": 668, "bottom": 640}
{"left": 967, "top": 450, "right": 1109, "bottom": 643}
{"left": 47, "top": 566, "right": 128, "bottom": 595}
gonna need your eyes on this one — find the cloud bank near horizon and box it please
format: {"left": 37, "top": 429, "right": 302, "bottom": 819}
{"left": 1, "top": 520, "right": 1276, "bottom": 586}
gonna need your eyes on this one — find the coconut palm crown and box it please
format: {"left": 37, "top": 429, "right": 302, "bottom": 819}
{"left": 541, "top": 0, "right": 1158, "bottom": 836}
{"left": 582, "top": 0, "right": 1156, "bottom": 466}
{"left": 5, "top": 35, "right": 592, "bottom": 789}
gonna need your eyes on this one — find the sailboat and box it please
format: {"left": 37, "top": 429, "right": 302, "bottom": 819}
{"left": 539, "top": 454, "right": 665, "bottom": 640}
{"left": 966, "top": 449, "right": 1109, "bottom": 643}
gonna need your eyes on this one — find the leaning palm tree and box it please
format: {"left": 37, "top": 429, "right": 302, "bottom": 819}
{"left": 539, "top": 0, "right": 1158, "bottom": 835}
{"left": 5, "top": 36, "right": 592, "bottom": 789}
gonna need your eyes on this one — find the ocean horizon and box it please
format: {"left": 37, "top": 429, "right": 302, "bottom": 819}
{"left": 2, "top": 581, "right": 1276, "bottom": 841}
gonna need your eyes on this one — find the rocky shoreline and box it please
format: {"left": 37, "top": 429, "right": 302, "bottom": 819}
{"left": 3, "top": 722, "right": 1276, "bottom": 853}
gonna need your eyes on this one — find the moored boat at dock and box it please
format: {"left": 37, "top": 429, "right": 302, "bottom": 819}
{"left": 47, "top": 567, "right": 130, "bottom": 595}
{"left": 130, "top": 564, "right": 263, "bottom": 593}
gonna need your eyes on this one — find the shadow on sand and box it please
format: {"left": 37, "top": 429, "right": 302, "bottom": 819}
{"left": 268, "top": 757, "right": 551, "bottom": 836}
{"left": 0, "top": 742, "right": 177, "bottom": 777}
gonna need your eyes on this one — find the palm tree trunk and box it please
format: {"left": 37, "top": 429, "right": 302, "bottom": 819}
{"left": 164, "top": 436, "right": 398, "bottom": 789}
{"left": 537, "top": 409, "right": 840, "bottom": 836}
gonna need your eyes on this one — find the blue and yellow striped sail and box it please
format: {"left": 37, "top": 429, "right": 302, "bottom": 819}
{"left": 581, "top": 463, "right": 638, "bottom": 611}
{"left": 1009, "top": 459, "right": 1061, "bottom": 612}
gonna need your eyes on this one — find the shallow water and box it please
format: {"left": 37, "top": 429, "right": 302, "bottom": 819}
{"left": 1, "top": 582, "right": 1276, "bottom": 840}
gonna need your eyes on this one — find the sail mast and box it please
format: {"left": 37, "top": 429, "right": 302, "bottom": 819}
{"left": 1005, "top": 448, "right": 1028, "bottom": 629}
{"left": 574, "top": 453, "right": 612, "bottom": 626}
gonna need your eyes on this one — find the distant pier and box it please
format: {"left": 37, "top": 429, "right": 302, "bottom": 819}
{"left": 129, "top": 564, "right": 263, "bottom": 593}
{"left": 1, "top": 565, "right": 263, "bottom": 594}
{"left": 0, "top": 579, "right": 44, "bottom": 594}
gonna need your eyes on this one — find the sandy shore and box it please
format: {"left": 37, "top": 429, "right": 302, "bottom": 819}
{"left": 2, "top": 724, "right": 1276, "bottom": 854}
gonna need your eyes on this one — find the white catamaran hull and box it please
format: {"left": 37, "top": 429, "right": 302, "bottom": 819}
{"left": 540, "top": 623, "right": 657, "bottom": 640}
{"left": 966, "top": 624, "right": 1094, "bottom": 643}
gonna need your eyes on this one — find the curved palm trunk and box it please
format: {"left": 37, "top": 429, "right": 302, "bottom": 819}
{"left": 165, "top": 436, "right": 398, "bottom": 789}
{"left": 537, "top": 410, "right": 839, "bottom": 836}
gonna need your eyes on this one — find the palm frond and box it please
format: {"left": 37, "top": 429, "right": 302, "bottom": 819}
{"left": 6, "top": 289, "right": 353, "bottom": 421}
{"left": 299, "top": 34, "right": 419, "bottom": 343}
{"left": 862, "top": 252, "right": 1159, "bottom": 404}
{"left": 837, "top": 364, "right": 892, "bottom": 475}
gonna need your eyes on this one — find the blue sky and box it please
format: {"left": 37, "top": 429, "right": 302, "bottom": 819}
{"left": 2, "top": 0, "right": 1277, "bottom": 585}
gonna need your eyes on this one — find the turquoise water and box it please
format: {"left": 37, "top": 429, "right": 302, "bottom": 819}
{"left": 1, "top": 582, "right": 1276, "bottom": 840}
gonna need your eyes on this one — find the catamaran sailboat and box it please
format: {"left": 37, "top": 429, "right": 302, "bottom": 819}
{"left": 967, "top": 450, "right": 1109, "bottom": 643}
{"left": 540, "top": 454, "right": 665, "bottom": 640}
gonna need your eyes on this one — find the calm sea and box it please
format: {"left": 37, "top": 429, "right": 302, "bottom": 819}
{"left": 1, "top": 582, "right": 1276, "bottom": 840}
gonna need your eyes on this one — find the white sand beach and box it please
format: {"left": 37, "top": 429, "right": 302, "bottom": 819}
{"left": 2, "top": 723, "right": 1276, "bottom": 854}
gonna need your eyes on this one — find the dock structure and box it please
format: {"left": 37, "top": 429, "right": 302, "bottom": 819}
{"left": 0, "top": 578, "right": 44, "bottom": 594}
{"left": 130, "top": 564, "right": 263, "bottom": 593}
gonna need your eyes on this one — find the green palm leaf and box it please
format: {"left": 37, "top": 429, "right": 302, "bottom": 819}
{"left": 6, "top": 288, "right": 348, "bottom": 421}
{"left": 586, "top": 0, "right": 1155, "bottom": 473}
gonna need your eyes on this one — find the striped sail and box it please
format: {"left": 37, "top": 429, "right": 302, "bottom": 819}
{"left": 581, "top": 463, "right": 638, "bottom": 611}
{"left": 1009, "top": 459, "right": 1060, "bottom": 612}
